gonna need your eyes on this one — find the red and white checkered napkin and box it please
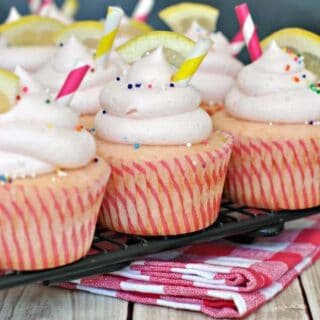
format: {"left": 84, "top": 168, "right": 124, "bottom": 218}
{"left": 61, "top": 218, "right": 320, "bottom": 318}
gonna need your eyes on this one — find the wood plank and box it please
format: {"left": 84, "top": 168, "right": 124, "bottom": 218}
{"left": 243, "top": 279, "right": 308, "bottom": 320}
{"left": 133, "top": 279, "right": 309, "bottom": 320}
{"left": 133, "top": 303, "right": 210, "bottom": 320}
{"left": 0, "top": 284, "right": 128, "bottom": 320}
{"left": 300, "top": 259, "right": 320, "bottom": 320}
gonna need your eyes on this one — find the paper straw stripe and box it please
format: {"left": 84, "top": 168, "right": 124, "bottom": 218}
{"left": 56, "top": 62, "right": 90, "bottom": 105}
{"left": 95, "top": 28, "right": 118, "bottom": 59}
{"left": 172, "top": 38, "right": 212, "bottom": 86}
{"left": 132, "top": 0, "right": 155, "bottom": 22}
{"left": 37, "top": 0, "right": 52, "bottom": 15}
{"left": 235, "top": 3, "right": 262, "bottom": 61}
{"left": 230, "top": 30, "right": 245, "bottom": 56}
{"left": 28, "top": 0, "right": 41, "bottom": 13}
{"left": 172, "top": 55, "right": 207, "bottom": 83}
{"left": 243, "top": 14, "right": 255, "bottom": 44}
{"left": 95, "top": 6, "right": 124, "bottom": 67}
{"left": 62, "top": 0, "right": 79, "bottom": 17}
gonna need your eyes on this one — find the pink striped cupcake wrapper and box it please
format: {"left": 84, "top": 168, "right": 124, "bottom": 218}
{"left": 225, "top": 136, "right": 320, "bottom": 210}
{"left": 0, "top": 163, "right": 110, "bottom": 271}
{"left": 99, "top": 137, "right": 233, "bottom": 236}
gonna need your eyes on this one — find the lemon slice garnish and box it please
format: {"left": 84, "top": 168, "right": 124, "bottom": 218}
{"left": 54, "top": 21, "right": 104, "bottom": 48}
{"left": 261, "top": 28, "right": 320, "bottom": 77}
{"left": 0, "top": 15, "right": 65, "bottom": 46}
{"left": 0, "top": 69, "right": 19, "bottom": 113}
{"left": 159, "top": 2, "right": 219, "bottom": 33}
{"left": 119, "top": 19, "right": 153, "bottom": 38}
{"left": 117, "top": 31, "right": 195, "bottom": 67}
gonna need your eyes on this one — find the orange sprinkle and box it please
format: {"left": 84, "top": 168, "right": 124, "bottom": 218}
{"left": 293, "top": 76, "right": 300, "bottom": 83}
{"left": 74, "top": 124, "right": 84, "bottom": 132}
{"left": 285, "top": 64, "right": 291, "bottom": 71}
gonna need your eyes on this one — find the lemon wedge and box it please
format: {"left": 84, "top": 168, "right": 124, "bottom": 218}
{"left": 117, "top": 31, "right": 195, "bottom": 67}
{"left": 261, "top": 28, "right": 320, "bottom": 77}
{"left": 0, "top": 69, "right": 19, "bottom": 113}
{"left": 119, "top": 19, "right": 153, "bottom": 38}
{"left": 54, "top": 21, "right": 104, "bottom": 48}
{"left": 0, "top": 15, "right": 65, "bottom": 46}
{"left": 159, "top": 2, "right": 219, "bottom": 33}
{"left": 54, "top": 19, "right": 152, "bottom": 49}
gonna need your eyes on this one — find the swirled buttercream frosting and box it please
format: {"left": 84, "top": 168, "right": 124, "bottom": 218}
{"left": 186, "top": 22, "right": 243, "bottom": 104}
{"left": 225, "top": 41, "right": 320, "bottom": 123}
{"left": 0, "top": 72, "right": 96, "bottom": 179}
{"left": 35, "top": 36, "right": 123, "bottom": 115}
{"left": 95, "top": 47, "right": 212, "bottom": 145}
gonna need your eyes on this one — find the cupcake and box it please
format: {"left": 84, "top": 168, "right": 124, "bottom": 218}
{"left": 186, "top": 22, "right": 243, "bottom": 116}
{"left": 212, "top": 41, "right": 320, "bottom": 210}
{"left": 34, "top": 36, "right": 124, "bottom": 129}
{"left": 0, "top": 68, "right": 111, "bottom": 270}
{"left": 0, "top": 8, "right": 64, "bottom": 72}
{"left": 95, "top": 47, "right": 233, "bottom": 236}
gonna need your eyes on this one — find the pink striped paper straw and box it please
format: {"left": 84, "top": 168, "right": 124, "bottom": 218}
{"left": 132, "top": 0, "right": 154, "bottom": 22}
{"left": 37, "top": 0, "right": 53, "bottom": 15}
{"left": 56, "top": 61, "right": 90, "bottom": 106}
{"left": 235, "top": 3, "right": 262, "bottom": 61}
{"left": 28, "top": 0, "right": 41, "bottom": 13}
{"left": 230, "top": 30, "right": 245, "bottom": 56}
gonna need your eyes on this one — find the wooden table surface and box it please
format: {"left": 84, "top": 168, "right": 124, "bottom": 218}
{"left": 0, "top": 260, "right": 319, "bottom": 320}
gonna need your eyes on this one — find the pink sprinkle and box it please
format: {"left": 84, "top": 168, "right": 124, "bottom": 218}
{"left": 202, "top": 139, "right": 208, "bottom": 145}
{"left": 148, "top": 84, "right": 152, "bottom": 89}
{"left": 22, "top": 86, "right": 29, "bottom": 93}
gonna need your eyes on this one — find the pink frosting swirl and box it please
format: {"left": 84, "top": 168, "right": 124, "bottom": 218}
{"left": 225, "top": 42, "right": 320, "bottom": 123}
{"left": 186, "top": 22, "right": 243, "bottom": 104}
{"left": 95, "top": 47, "right": 212, "bottom": 145}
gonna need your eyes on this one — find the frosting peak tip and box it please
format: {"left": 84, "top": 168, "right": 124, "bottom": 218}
{"left": 15, "top": 65, "right": 44, "bottom": 94}
{"left": 126, "top": 46, "right": 173, "bottom": 86}
{"left": 5, "top": 7, "right": 21, "bottom": 24}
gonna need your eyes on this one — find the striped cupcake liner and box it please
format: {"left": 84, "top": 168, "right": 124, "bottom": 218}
{"left": 99, "top": 139, "right": 233, "bottom": 236}
{"left": 0, "top": 167, "right": 110, "bottom": 271}
{"left": 225, "top": 136, "right": 320, "bottom": 210}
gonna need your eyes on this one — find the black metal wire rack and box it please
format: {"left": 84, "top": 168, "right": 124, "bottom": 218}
{"left": 0, "top": 202, "right": 319, "bottom": 290}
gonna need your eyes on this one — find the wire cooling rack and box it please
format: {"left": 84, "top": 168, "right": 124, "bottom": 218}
{"left": 0, "top": 202, "right": 319, "bottom": 289}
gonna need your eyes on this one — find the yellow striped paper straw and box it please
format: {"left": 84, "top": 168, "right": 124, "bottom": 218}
{"left": 62, "top": 0, "right": 79, "bottom": 18}
{"left": 95, "top": 6, "right": 124, "bottom": 67}
{"left": 172, "top": 38, "right": 213, "bottom": 87}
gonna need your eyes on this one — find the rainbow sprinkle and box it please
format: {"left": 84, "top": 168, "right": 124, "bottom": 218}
{"left": 309, "top": 83, "right": 320, "bottom": 94}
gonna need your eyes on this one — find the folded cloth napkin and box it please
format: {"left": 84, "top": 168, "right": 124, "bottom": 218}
{"left": 61, "top": 217, "right": 320, "bottom": 318}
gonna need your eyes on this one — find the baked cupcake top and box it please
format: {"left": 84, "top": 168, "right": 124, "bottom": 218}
{"left": 95, "top": 46, "right": 212, "bottom": 145}
{"left": 0, "top": 69, "right": 95, "bottom": 179}
{"left": 186, "top": 22, "right": 243, "bottom": 104}
{"left": 35, "top": 36, "right": 124, "bottom": 115}
{"left": 225, "top": 41, "right": 320, "bottom": 123}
